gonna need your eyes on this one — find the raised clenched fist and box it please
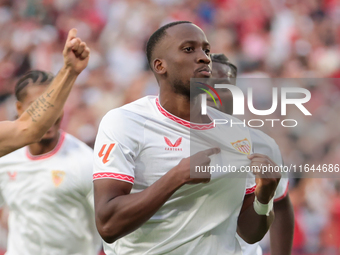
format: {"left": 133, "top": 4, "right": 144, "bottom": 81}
{"left": 62, "top": 28, "right": 90, "bottom": 75}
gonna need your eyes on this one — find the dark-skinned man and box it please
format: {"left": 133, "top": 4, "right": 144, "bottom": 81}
{"left": 209, "top": 53, "right": 294, "bottom": 255}
{"left": 93, "top": 21, "right": 281, "bottom": 255}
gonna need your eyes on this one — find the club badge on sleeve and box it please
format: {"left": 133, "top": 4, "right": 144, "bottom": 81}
{"left": 98, "top": 143, "right": 116, "bottom": 164}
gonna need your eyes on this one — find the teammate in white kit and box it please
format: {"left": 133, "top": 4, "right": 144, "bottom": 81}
{"left": 93, "top": 21, "right": 281, "bottom": 255}
{"left": 0, "top": 71, "right": 101, "bottom": 255}
{"left": 209, "top": 53, "right": 294, "bottom": 255}
{"left": 0, "top": 29, "right": 90, "bottom": 157}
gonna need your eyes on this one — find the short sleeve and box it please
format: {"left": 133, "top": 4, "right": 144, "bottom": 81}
{"left": 274, "top": 177, "right": 289, "bottom": 201}
{"left": 262, "top": 136, "right": 289, "bottom": 201}
{"left": 250, "top": 128, "right": 289, "bottom": 201}
{"left": 245, "top": 173, "right": 256, "bottom": 195}
{"left": 93, "top": 109, "right": 141, "bottom": 185}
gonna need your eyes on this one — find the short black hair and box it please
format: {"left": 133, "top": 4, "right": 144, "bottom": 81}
{"left": 15, "top": 70, "right": 54, "bottom": 102}
{"left": 211, "top": 53, "right": 238, "bottom": 76}
{"left": 146, "top": 21, "right": 192, "bottom": 67}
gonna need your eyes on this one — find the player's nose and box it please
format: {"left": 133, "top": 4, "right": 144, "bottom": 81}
{"left": 197, "top": 49, "right": 210, "bottom": 65}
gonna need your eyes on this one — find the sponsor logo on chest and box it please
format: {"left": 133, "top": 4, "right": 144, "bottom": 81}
{"left": 164, "top": 137, "right": 183, "bottom": 151}
{"left": 7, "top": 171, "right": 17, "bottom": 180}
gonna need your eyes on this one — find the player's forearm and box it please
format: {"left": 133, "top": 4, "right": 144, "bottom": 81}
{"left": 239, "top": 154, "right": 281, "bottom": 243}
{"left": 237, "top": 179, "right": 278, "bottom": 244}
{"left": 0, "top": 29, "right": 87, "bottom": 157}
{"left": 237, "top": 204, "right": 274, "bottom": 244}
{"left": 17, "top": 66, "right": 77, "bottom": 142}
{"left": 0, "top": 67, "right": 78, "bottom": 157}
{"left": 96, "top": 169, "right": 185, "bottom": 243}
{"left": 270, "top": 195, "right": 294, "bottom": 255}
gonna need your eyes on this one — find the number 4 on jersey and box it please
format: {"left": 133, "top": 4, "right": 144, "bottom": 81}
{"left": 98, "top": 143, "right": 115, "bottom": 164}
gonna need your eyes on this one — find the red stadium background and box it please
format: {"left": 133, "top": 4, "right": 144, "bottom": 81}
{"left": 1, "top": 0, "right": 340, "bottom": 254}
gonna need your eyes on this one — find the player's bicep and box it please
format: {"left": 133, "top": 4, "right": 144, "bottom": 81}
{"left": 0, "top": 117, "right": 38, "bottom": 157}
{"left": 0, "top": 120, "right": 25, "bottom": 157}
{"left": 93, "top": 179, "right": 132, "bottom": 222}
{"left": 94, "top": 179, "right": 132, "bottom": 205}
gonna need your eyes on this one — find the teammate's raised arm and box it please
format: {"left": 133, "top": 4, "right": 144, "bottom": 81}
{"left": 0, "top": 28, "right": 90, "bottom": 157}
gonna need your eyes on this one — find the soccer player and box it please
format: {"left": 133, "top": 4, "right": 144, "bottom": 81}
{"left": 0, "top": 70, "right": 101, "bottom": 255}
{"left": 0, "top": 28, "right": 89, "bottom": 157}
{"left": 209, "top": 53, "right": 294, "bottom": 255}
{"left": 93, "top": 21, "right": 281, "bottom": 255}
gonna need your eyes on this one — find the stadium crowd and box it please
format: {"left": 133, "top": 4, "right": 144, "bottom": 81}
{"left": 0, "top": 0, "right": 340, "bottom": 254}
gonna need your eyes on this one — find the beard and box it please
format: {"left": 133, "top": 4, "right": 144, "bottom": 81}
{"left": 39, "top": 130, "right": 60, "bottom": 146}
{"left": 172, "top": 78, "right": 204, "bottom": 99}
{"left": 172, "top": 77, "right": 190, "bottom": 98}
{"left": 39, "top": 137, "right": 56, "bottom": 146}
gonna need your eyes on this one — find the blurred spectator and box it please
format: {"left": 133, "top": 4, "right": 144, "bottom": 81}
{"left": 0, "top": 0, "right": 340, "bottom": 254}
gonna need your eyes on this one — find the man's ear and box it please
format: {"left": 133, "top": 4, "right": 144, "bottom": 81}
{"left": 16, "top": 101, "right": 24, "bottom": 117}
{"left": 153, "top": 58, "right": 167, "bottom": 75}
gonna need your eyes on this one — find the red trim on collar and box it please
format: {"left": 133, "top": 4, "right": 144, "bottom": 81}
{"left": 155, "top": 97, "right": 214, "bottom": 130}
{"left": 26, "top": 132, "right": 66, "bottom": 160}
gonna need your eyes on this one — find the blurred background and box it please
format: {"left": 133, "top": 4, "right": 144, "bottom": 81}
{"left": 0, "top": 0, "right": 340, "bottom": 254}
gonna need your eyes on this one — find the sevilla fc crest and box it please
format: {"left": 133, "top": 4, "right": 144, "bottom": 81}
{"left": 231, "top": 138, "right": 251, "bottom": 155}
{"left": 52, "top": 170, "right": 65, "bottom": 187}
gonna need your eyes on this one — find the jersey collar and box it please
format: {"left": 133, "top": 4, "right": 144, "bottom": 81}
{"left": 26, "top": 131, "right": 66, "bottom": 160}
{"left": 155, "top": 97, "right": 214, "bottom": 130}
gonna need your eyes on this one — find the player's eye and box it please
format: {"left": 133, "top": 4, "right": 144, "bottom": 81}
{"left": 184, "top": 47, "right": 194, "bottom": 52}
{"left": 205, "top": 48, "right": 210, "bottom": 55}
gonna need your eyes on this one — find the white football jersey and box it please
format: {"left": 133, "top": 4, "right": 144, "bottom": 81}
{"left": 0, "top": 132, "right": 101, "bottom": 255}
{"left": 93, "top": 96, "right": 258, "bottom": 255}
{"left": 237, "top": 128, "right": 289, "bottom": 255}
